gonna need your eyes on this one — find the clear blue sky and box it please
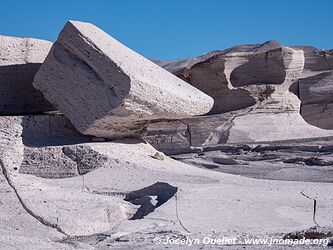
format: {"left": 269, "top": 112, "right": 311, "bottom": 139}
{"left": 1, "top": 0, "right": 332, "bottom": 60}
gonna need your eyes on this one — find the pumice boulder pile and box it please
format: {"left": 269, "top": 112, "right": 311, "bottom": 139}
{"left": 33, "top": 21, "right": 213, "bottom": 138}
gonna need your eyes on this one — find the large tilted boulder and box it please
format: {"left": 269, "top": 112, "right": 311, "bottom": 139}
{"left": 33, "top": 21, "right": 213, "bottom": 138}
{"left": 293, "top": 46, "right": 333, "bottom": 129}
{"left": 0, "top": 36, "right": 54, "bottom": 114}
{"left": 148, "top": 41, "right": 333, "bottom": 154}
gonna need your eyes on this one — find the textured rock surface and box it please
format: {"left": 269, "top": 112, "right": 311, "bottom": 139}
{"left": 0, "top": 115, "right": 136, "bottom": 238}
{"left": 20, "top": 145, "right": 108, "bottom": 178}
{"left": 144, "top": 114, "right": 233, "bottom": 154}
{"left": 173, "top": 139, "right": 333, "bottom": 183}
{"left": 1, "top": 114, "right": 333, "bottom": 249}
{"left": 155, "top": 41, "right": 304, "bottom": 114}
{"left": 2, "top": 29, "right": 333, "bottom": 249}
{"left": 145, "top": 112, "right": 333, "bottom": 155}
{"left": 33, "top": 21, "right": 213, "bottom": 138}
{"left": 147, "top": 41, "right": 333, "bottom": 154}
{"left": 293, "top": 46, "right": 333, "bottom": 129}
{"left": 0, "top": 36, "right": 54, "bottom": 114}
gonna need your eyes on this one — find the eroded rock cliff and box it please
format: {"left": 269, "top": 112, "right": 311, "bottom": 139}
{"left": 148, "top": 41, "right": 333, "bottom": 154}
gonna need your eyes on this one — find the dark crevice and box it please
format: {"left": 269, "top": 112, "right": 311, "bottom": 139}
{"left": 179, "top": 120, "right": 192, "bottom": 147}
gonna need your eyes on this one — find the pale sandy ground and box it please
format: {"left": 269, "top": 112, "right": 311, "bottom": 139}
{"left": 1, "top": 131, "right": 333, "bottom": 249}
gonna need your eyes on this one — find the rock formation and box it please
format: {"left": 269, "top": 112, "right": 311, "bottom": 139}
{"left": 293, "top": 46, "right": 333, "bottom": 129}
{"left": 1, "top": 20, "right": 333, "bottom": 248}
{"left": 33, "top": 21, "right": 213, "bottom": 138}
{"left": 155, "top": 41, "right": 304, "bottom": 114}
{"left": 0, "top": 36, "right": 55, "bottom": 114}
{"left": 148, "top": 41, "right": 333, "bottom": 154}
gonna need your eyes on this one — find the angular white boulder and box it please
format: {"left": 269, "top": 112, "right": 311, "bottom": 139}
{"left": 0, "top": 36, "right": 54, "bottom": 114}
{"left": 33, "top": 21, "right": 213, "bottom": 138}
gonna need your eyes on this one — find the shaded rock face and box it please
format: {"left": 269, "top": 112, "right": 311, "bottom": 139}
{"left": 294, "top": 46, "right": 333, "bottom": 129}
{"left": 33, "top": 21, "right": 213, "bottom": 138}
{"left": 144, "top": 114, "right": 233, "bottom": 155}
{"left": 20, "top": 145, "right": 108, "bottom": 178}
{"left": 4, "top": 114, "right": 101, "bottom": 178}
{"left": 21, "top": 114, "right": 91, "bottom": 146}
{"left": 0, "top": 36, "right": 55, "bottom": 114}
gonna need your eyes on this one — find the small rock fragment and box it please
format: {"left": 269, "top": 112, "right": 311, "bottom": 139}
{"left": 150, "top": 151, "right": 165, "bottom": 161}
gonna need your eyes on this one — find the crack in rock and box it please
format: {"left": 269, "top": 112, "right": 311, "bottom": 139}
{"left": 0, "top": 159, "right": 68, "bottom": 236}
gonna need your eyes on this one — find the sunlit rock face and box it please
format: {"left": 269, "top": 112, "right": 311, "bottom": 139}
{"left": 155, "top": 41, "right": 304, "bottom": 115}
{"left": 33, "top": 21, "right": 213, "bottom": 138}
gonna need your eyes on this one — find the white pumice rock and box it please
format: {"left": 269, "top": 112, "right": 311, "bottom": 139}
{"left": 155, "top": 41, "right": 305, "bottom": 114}
{"left": 33, "top": 21, "right": 213, "bottom": 138}
{"left": 147, "top": 41, "right": 333, "bottom": 154}
{"left": 0, "top": 36, "right": 54, "bottom": 114}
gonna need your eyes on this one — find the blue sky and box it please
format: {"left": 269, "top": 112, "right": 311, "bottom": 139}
{"left": 1, "top": 0, "right": 332, "bottom": 60}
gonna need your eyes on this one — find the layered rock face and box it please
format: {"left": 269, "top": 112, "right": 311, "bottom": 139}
{"left": 0, "top": 36, "right": 54, "bottom": 114}
{"left": 144, "top": 114, "right": 233, "bottom": 154}
{"left": 148, "top": 41, "right": 333, "bottom": 154}
{"left": 33, "top": 21, "right": 213, "bottom": 138}
{"left": 294, "top": 46, "right": 333, "bottom": 129}
{"left": 157, "top": 41, "right": 304, "bottom": 114}
{"left": 155, "top": 41, "right": 304, "bottom": 114}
